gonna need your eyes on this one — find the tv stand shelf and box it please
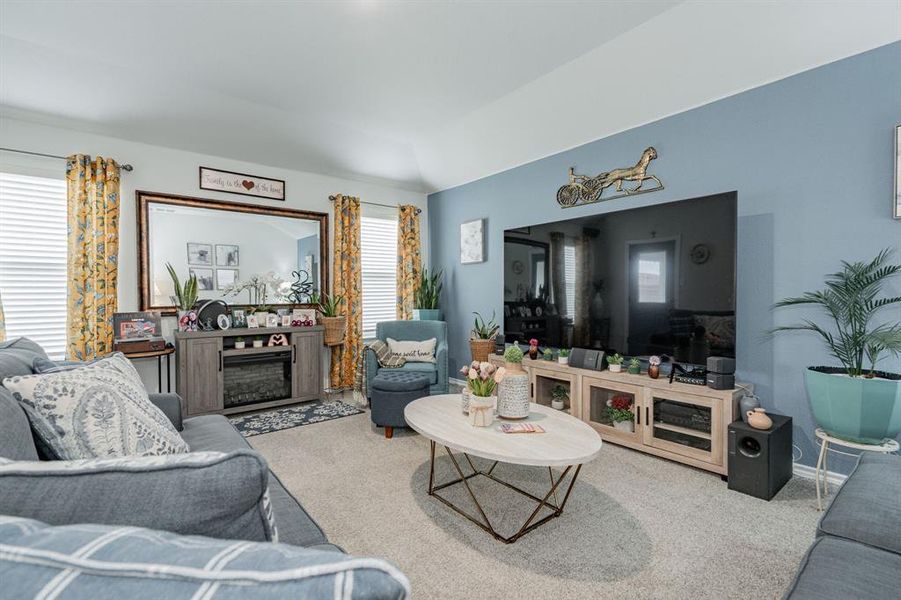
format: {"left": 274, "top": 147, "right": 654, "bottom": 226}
{"left": 489, "top": 355, "right": 747, "bottom": 476}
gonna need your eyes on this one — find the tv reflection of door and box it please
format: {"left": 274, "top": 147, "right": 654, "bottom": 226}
{"left": 627, "top": 239, "right": 676, "bottom": 355}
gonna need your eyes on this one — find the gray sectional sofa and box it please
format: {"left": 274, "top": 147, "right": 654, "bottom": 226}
{"left": 784, "top": 452, "right": 901, "bottom": 599}
{"left": 0, "top": 337, "right": 335, "bottom": 550}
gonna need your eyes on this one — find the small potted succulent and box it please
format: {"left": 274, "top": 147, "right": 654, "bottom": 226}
{"left": 503, "top": 342, "right": 524, "bottom": 371}
{"left": 551, "top": 384, "right": 568, "bottom": 410}
{"left": 234, "top": 337, "right": 246, "bottom": 350}
{"left": 528, "top": 338, "right": 539, "bottom": 360}
{"left": 627, "top": 357, "right": 642, "bottom": 375}
{"left": 470, "top": 311, "right": 500, "bottom": 363}
{"left": 648, "top": 355, "right": 662, "bottom": 379}
{"left": 607, "top": 353, "right": 624, "bottom": 373}
{"left": 558, "top": 348, "right": 570, "bottom": 365}
{"left": 542, "top": 348, "right": 554, "bottom": 361}
{"left": 607, "top": 394, "right": 635, "bottom": 432}
{"left": 253, "top": 336, "right": 264, "bottom": 348}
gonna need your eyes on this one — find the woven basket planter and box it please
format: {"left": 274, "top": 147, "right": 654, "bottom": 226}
{"left": 469, "top": 338, "right": 494, "bottom": 364}
{"left": 321, "top": 316, "right": 347, "bottom": 346}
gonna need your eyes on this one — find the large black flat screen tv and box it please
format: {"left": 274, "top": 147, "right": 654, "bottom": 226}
{"left": 503, "top": 192, "right": 736, "bottom": 363}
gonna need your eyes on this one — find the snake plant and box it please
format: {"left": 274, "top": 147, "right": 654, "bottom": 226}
{"left": 165, "top": 263, "right": 198, "bottom": 310}
{"left": 414, "top": 268, "right": 443, "bottom": 310}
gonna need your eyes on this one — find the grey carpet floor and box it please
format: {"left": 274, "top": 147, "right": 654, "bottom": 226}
{"left": 249, "top": 411, "right": 821, "bottom": 599}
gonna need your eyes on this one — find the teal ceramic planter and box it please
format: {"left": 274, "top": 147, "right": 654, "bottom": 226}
{"left": 413, "top": 309, "right": 442, "bottom": 321}
{"left": 804, "top": 367, "right": 901, "bottom": 444}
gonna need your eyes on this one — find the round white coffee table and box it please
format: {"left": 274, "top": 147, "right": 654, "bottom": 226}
{"left": 404, "top": 394, "right": 602, "bottom": 543}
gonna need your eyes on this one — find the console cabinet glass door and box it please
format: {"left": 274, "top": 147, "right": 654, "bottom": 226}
{"left": 643, "top": 388, "right": 722, "bottom": 466}
{"left": 581, "top": 376, "right": 643, "bottom": 444}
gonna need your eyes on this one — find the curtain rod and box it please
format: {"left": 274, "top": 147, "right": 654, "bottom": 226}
{"left": 329, "top": 194, "right": 420, "bottom": 215}
{"left": 0, "top": 147, "right": 134, "bottom": 172}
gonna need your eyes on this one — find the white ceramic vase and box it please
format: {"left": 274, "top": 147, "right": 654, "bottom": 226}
{"left": 497, "top": 363, "right": 530, "bottom": 419}
{"left": 461, "top": 387, "right": 471, "bottom": 414}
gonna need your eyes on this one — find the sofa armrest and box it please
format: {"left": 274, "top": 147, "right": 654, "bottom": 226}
{"left": 148, "top": 393, "right": 184, "bottom": 431}
{"left": 0, "top": 450, "right": 277, "bottom": 543}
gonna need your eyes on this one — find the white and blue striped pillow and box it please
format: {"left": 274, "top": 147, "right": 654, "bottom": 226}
{"left": 0, "top": 516, "right": 410, "bottom": 599}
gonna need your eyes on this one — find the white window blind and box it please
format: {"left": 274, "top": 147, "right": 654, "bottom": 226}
{"left": 0, "top": 172, "right": 68, "bottom": 359}
{"left": 361, "top": 215, "right": 397, "bottom": 339}
{"left": 564, "top": 243, "right": 576, "bottom": 317}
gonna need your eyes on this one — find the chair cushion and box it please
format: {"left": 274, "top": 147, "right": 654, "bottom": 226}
{"left": 180, "top": 414, "right": 330, "bottom": 548}
{"left": 2, "top": 353, "right": 189, "bottom": 460}
{"left": 817, "top": 452, "right": 901, "bottom": 555}
{"left": 0, "top": 450, "right": 277, "bottom": 542}
{"left": 783, "top": 536, "right": 901, "bottom": 599}
{"left": 372, "top": 370, "right": 432, "bottom": 391}
{"left": 0, "top": 516, "right": 409, "bottom": 600}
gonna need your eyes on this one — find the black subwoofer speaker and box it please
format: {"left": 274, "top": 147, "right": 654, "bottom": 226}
{"left": 727, "top": 414, "right": 793, "bottom": 500}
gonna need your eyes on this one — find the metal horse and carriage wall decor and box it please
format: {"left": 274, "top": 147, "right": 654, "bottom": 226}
{"left": 556, "top": 146, "right": 664, "bottom": 208}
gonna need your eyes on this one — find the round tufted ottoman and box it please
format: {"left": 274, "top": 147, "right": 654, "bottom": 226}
{"left": 370, "top": 371, "right": 431, "bottom": 438}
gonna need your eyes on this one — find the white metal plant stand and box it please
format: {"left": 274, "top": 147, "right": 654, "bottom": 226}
{"left": 814, "top": 428, "right": 899, "bottom": 511}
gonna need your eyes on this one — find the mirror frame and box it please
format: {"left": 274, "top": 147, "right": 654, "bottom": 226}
{"left": 137, "top": 190, "right": 329, "bottom": 315}
{"left": 504, "top": 236, "right": 550, "bottom": 299}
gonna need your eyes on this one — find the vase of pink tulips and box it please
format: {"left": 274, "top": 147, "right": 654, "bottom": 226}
{"left": 460, "top": 361, "right": 500, "bottom": 427}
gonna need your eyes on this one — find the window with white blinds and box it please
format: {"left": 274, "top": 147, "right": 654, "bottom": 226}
{"left": 360, "top": 215, "right": 397, "bottom": 339}
{"left": 0, "top": 172, "right": 68, "bottom": 359}
{"left": 564, "top": 243, "right": 576, "bottom": 317}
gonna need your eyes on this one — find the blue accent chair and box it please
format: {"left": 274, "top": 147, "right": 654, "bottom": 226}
{"left": 364, "top": 320, "right": 448, "bottom": 399}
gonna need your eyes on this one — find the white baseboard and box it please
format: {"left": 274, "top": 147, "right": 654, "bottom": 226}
{"left": 792, "top": 462, "right": 846, "bottom": 486}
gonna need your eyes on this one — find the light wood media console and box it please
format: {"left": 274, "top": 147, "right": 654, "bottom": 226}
{"left": 489, "top": 355, "right": 748, "bottom": 476}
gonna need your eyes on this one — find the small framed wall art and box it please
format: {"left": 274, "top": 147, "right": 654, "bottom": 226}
{"left": 199, "top": 167, "right": 285, "bottom": 201}
{"left": 460, "top": 218, "right": 485, "bottom": 264}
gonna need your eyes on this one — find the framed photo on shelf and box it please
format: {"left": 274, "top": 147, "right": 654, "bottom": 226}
{"left": 246, "top": 314, "right": 259, "bottom": 328}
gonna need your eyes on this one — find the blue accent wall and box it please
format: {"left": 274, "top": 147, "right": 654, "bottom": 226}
{"left": 427, "top": 42, "right": 901, "bottom": 472}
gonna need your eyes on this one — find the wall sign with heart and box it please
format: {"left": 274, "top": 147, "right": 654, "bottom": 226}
{"left": 199, "top": 167, "right": 285, "bottom": 201}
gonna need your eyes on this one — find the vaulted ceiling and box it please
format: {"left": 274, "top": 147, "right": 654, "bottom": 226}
{"left": 1, "top": 1, "right": 898, "bottom": 192}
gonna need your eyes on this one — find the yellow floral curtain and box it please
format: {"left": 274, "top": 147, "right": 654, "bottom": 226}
{"left": 330, "top": 194, "right": 362, "bottom": 388}
{"left": 396, "top": 205, "right": 422, "bottom": 320}
{"left": 66, "top": 155, "right": 121, "bottom": 360}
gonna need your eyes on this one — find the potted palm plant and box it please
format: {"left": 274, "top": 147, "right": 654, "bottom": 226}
{"left": 470, "top": 311, "right": 499, "bottom": 363}
{"left": 166, "top": 263, "right": 198, "bottom": 332}
{"left": 314, "top": 292, "right": 346, "bottom": 346}
{"left": 773, "top": 249, "right": 901, "bottom": 443}
{"left": 413, "top": 268, "right": 443, "bottom": 321}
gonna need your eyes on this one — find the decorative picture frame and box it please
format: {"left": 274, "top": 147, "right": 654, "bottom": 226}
{"left": 265, "top": 314, "right": 279, "bottom": 328}
{"left": 216, "top": 244, "right": 239, "bottom": 266}
{"left": 216, "top": 268, "right": 238, "bottom": 290}
{"left": 189, "top": 268, "right": 214, "bottom": 291}
{"left": 894, "top": 124, "right": 900, "bottom": 219}
{"left": 246, "top": 314, "right": 259, "bottom": 328}
{"left": 187, "top": 243, "right": 212, "bottom": 266}
{"left": 199, "top": 167, "right": 285, "bottom": 201}
{"left": 460, "top": 218, "right": 485, "bottom": 264}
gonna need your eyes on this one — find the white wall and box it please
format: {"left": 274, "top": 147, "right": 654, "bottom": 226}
{"left": 0, "top": 115, "right": 428, "bottom": 389}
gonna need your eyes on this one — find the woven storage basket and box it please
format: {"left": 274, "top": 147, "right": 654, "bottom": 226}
{"left": 469, "top": 338, "right": 494, "bottom": 363}
{"left": 322, "top": 316, "right": 347, "bottom": 346}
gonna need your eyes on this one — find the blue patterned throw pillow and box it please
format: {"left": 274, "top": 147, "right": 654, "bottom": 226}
{"left": 2, "top": 353, "right": 189, "bottom": 459}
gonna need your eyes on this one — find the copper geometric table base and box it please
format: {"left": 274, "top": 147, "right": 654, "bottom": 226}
{"left": 426, "top": 440, "right": 584, "bottom": 544}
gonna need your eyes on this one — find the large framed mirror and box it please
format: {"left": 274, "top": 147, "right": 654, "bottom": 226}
{"left": 138, "top": 191, "right": 328, "bottom": 314}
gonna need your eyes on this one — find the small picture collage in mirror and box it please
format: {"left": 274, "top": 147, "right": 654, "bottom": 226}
{"left": 187, "top": 242, "right": 239, "bottom": 291}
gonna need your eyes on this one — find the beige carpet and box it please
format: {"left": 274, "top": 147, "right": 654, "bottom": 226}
{"left": 249, "top": 411, "right": 821, "bottom": 599}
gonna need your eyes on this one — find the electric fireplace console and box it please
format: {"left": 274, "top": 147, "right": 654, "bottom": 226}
{"left": 175, "top": 326, "right": 324, "bottom": 416}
